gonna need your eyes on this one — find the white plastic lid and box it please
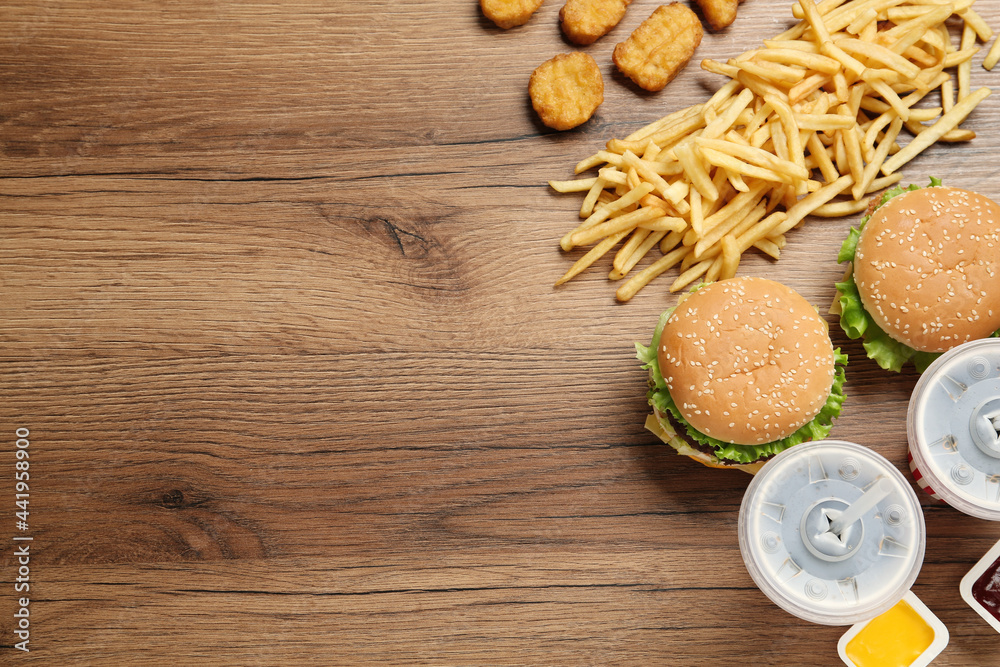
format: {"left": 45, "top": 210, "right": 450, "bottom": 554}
{"left": 907, "top": 338, "right": 1000, "bottom": 521}
{"left": 739, "top": 440, "right": 925, "bottom": 625}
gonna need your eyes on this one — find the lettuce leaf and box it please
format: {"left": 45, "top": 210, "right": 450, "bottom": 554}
{"left": 636, "top": 309, "right": 848, "bottom": 465}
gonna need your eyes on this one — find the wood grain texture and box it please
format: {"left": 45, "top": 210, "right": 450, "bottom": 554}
{"left": 4, "top": 0, "right": 1000, "bottom": 663}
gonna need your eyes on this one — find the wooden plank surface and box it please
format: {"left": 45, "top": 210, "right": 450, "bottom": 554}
{"left": 4, "top": 0, "right": 1000, "bottom": 663}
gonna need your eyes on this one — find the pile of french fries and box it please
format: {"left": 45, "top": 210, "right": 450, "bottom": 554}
{"left": 551, "top": 0, "right": 999, "bottom": 301}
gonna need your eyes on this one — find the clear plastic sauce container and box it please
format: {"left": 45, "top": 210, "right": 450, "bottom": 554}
{"left": 907, "top": 339, "right": 1000, "bottom": 520}
{"left": 960, "top": 537, "right": 1000, "bottom": 634}
{"left": 838, "top": 591, "right": 948, "bottom": 667}
{"left": 739, "top": 440, "right": 926, "bottom": 625}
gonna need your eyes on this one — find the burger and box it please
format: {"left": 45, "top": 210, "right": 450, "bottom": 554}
{"left": 835, "top": 179, "right": 1000, "bottom": 372}
{"left": 636, "top": 277, "right": 848, "bottom": 474}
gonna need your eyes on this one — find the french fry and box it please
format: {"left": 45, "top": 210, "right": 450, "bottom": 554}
{"left": 674, "top": 141, "right": 719, "bottom": 202}
{"left": 670, "top": 259, "right": 715, "bottom": 292}
{"left": 960, "top": 8, "right": 993, "bottom": 43}
{"left": 613, "top": 230, "right": 667, "bottom": 278}
{"left": 881, "top": 87, "right": 991, "bottom": 174}
{"left": 837, "top": 38, "right": 921, "bottom": 79}
{"left": 773, "top": 174, "right": 854, "bottom": 235}
{"left": 838, "top": 107, "right": 865, "bottom": 186}
{"left": 613, "top": 228, "right": 653, "bottom": 274}
{"left": 753, "top": 238, "right": 783, "bottom": 260}
{"left": 959, "top": 23, "right": 976, "bottom": 101}
{"left": 866, "top": 173, "right": 903, "bottom": 193}
{"left": 569, "top": 204, "right": 667, "bottom": 248}
{"left": 549, "top": 177, "right": 598, "bottom": 193}
{"left": 616, "top": 246, "right": 689, "bottom": 302}
{"left": 853, "top": 115, "right": 903, "bottom": 199}
{"left": 695, "top": 201, "right": 769, "bottom": 259}
{"left": 556, "top": 229, "right": 631, "bottom": 286}
{"left": 985, "top": 36, "right": 1000, "bottom": 71}
{"left": 552, "top": 0, "right": 997, "bottom": 300}
{"left": 810, "top": 197, "right": 871, "bottom": 216}
{"left": 562, "top": 181, "right": 655, "bottom": 250}
{"left": 719, "top": 235, "right": 741, "bottom": 280}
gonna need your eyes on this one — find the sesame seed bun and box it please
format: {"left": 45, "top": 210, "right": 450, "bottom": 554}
{"left": 657, "top": 277, "right": 837, "bottom": 446}
{"left": 854, "top": 186, "right": 1000, "bottom": 353}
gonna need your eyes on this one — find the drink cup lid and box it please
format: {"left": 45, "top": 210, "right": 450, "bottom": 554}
{"left": 739, "top": 440, "right": 925, "bottom": 625}
{"left": 907, "top": 339, "right": 1000, "bottom": 521}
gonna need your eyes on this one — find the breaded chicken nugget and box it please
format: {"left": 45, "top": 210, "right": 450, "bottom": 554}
{"left": 529, "top": 52, "right": 604, "bottom": 131}
{"left": 559, "top": 0, "right": 632, "bottom": 46}
{"left": 612, "top": 3, "right": 703, "bottom": 92}
{"left": 695, "top": 0, "right": 743, "bottom": 31}
{"left": 481, "top": 0, "right": 544, "bottom": 29}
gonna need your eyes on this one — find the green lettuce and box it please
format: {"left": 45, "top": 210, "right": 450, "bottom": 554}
{"left": 636, "top": 307, "right": 848, "bottom": 465}
{"left": 835, "top": 177, "right": 999, "bottom": 373}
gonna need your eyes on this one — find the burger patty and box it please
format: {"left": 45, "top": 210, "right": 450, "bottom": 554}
{"left": 652, "top": 406, "right": 776, "bottom": 467}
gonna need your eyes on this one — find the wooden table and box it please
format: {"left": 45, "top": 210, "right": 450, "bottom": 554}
{"left": 4, "top": 0, "right": 1000, "bottom": 663}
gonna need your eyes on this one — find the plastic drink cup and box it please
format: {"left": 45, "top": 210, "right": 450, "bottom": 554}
{"left": 907, "top": 338, "right": 1000, "bottom": 521}
{"left": 739, "top": 440, "right": 926, "bottom": 625}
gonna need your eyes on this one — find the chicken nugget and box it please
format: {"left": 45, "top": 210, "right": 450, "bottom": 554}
{"left": 695, "top": 0, "right": 742, "bottom": 31}
{"left": 612, "top": 3, "right": 703, "bottom": 92}
{"left": 529, "top": 52, "right": 604, "bottom": 131}
{"left": 559, "top": 0, "right": 632, "bottom": 46}
{"left": 481, "top": 0, "right": 544, "bottom": 29}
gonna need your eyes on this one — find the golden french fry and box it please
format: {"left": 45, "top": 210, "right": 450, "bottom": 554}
{"left": 553, "top": 0, "right": 998, "bottom": 299}
{"left": 549, "top": 177, "right": 598, "bottom": 193}
{"left": 615, "top": 246, "right": 689, "bottom": 302}
{"left": 670, "top": 258, "right": 714, "bottom": 293}
{"left": 879, "top": 5, "right": 952, "bottom": 56}
{"left": 794, "top": 113, "right": 857, "bottom": 131}
{"left": 838, "top": 108, "right": 865, "bottom": 188}
{"left": 569, "top": 204, "right": 666, "bottom": 248}
{"left": 881, "top": 87, "right": 991, "bottom": 174}
{"left": 689, "top": 187, "right": 704, "bottom": 238}
{"left": 756, "top": 48, "right": 840, "bottom": 73}
{"left": 674, "top": 141, "right": 719, "bottom": 202}
{"left": 695, "top": 201, "right": 768, "bottom": 259}
{"left": 943, "top": 46, "right": 980, "bottom": 70}
{"left": 613, "top": 228, "right": 653, "bottom": 274}
{"left": 699, "top": 147, "right": 799, "bottom": 185}
{"left": 853, "top": 116, "right": 903, "bottom": 200}
{"left": 985, "top": 36, "right": 1000, "bottom": 71}
{"left": 704, "top": 255, "right": 723, "bottom": 284}
{"left": 556, "top": 230, "right": 630, "bottom": 286}
{"left": 959, "top": 23, "right": 976, "bottom": 101}
{"left": 810, "top": 197, "right": 870, "bottom": 217}
{"left": 960, "top": 8, "right": 993, "bottom": 43}
{"left": 866, "top": 173, "right": 902, "bottom": 193}
{"left": 613, "top": 230, "right": 668, "bottom": 278}
{"left": 638, "top": 217, "right": 688, "bottom": 233}
{"left": 692, "top": 181, "right": 769, "bottom": 242}
{"left": 868, "top": 79, "right": 911, "bottom": 121}
{"left": 719, "top": 235, "right": 741, "bottom": 280}
{"left": 734, "top": 59, "right": 806, "bottom": 86}
{"left": 774, "top": 174, "right": 853, "bottom": 236}
{"left": 846, "top": 7, "right": 877, "bottom": 36}
{"left": 562, "top": 181, "right": 655, "bottom": 249}
{"left": 836, "top": 37, "right": 921, "bottom": 79}
{"left": 578, "top": 176, "right": 608, "bottom": 218}
{"left": 736, "top": 211, "right": 787, "bottom": 252}
{"left": 754, "top": 238, "right": 782, "bottom": 259}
